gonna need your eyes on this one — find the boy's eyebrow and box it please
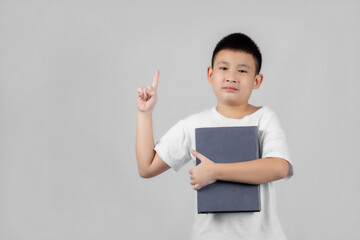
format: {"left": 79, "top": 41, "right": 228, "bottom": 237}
{"left": 216, "top": 61, "right": 251, "bottom": 69}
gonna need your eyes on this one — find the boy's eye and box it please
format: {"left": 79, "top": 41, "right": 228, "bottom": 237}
{"left": 219, "top": 67, "right": 228, "bottom": 70}
{"left": 239, "top": 70, "right": 247, "bottom": 73}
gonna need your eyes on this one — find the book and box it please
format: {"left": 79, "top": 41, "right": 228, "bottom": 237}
{"left": 195, "top": 126, "right": 261, "bottom": 213}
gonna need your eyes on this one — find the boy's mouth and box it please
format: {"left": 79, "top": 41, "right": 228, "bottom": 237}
{"left": 222, "top": 86, "right": 238, "bottom": 92}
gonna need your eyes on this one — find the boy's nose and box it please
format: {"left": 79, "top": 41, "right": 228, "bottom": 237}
{"left": 225, "top": 71, "right": 238, "bottom": 83}
{"left": 226, "top": 79, "right": 237, "bottom": 84}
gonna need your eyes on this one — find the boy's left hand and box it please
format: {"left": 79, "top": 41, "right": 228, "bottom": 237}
{"left": 189, "top": 150, "right": 217, "bottom": 190}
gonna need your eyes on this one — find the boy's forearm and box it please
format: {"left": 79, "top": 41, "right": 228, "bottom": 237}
{"left": 213, "top": 158, "right": 289, "bottom": 185}
{"left": 136, "top": 111, "right": 155, "bottom": 175}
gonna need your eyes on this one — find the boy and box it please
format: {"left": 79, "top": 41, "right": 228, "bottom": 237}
{"left": 136, "top": 33, "right": 294, "bottom": 240}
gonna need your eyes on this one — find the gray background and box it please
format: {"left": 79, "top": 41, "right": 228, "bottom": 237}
{"left": 1, "top": 0, "right": 359, "bottom": 239}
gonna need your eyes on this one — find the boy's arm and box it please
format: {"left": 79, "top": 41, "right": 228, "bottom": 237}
{"left": 189, "top": 150, "right": 289, "bottom": 190}
{"left": 136, "top": 70, "right": 170, "bottom": 178}
{"left": 214, "top": 157, "right": 289, "bottom": 184}
{"left": 136, "top": 112, "right": 170, "bottom": 178}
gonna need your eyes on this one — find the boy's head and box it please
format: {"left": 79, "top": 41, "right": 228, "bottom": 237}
{"left": 207, "top": 33, "right": 264, "bottom": 107}
{"left": 211, "top": 33, "right": 262, "bottom": 75}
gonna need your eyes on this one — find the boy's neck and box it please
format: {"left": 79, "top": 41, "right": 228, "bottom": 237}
{"left": 216, "top": 103, "right": 258, "bottom": 119}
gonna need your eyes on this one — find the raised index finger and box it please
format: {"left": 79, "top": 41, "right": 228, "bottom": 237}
{"left": 152, "top": 69, "right": 159, "bottom": 90}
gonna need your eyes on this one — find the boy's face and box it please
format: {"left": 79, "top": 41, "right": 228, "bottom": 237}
{"left": 207, "top": 49, "right": 263, "bottom": 107}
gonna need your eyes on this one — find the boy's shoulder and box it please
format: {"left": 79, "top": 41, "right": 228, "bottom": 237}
{"left": 257, "top": 106, "right": 287, "bottom": 131}
{"left": 255, "top": 105, "right": 281, "bottom": 127}
{"left": 259, "top": 105, "right": 276, "bottom": 118}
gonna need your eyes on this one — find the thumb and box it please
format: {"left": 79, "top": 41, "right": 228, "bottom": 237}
{"left": 192, "top": 150, "right": 206, "bottom": 163}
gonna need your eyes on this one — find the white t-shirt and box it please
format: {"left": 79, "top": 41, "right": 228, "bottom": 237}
{"left": 154, "top": 105, "right": 294, "bottom": 240}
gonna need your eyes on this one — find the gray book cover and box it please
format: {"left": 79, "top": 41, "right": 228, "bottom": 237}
{"left": 195, "top": 126, "right": 261, "bottom": 214}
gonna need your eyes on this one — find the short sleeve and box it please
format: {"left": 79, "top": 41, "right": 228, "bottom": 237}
{"left": 261, "top": 111, "right": 294, "bottom": 179}
{"left": 154, "top": 120, "right": 191, "bottom": 172}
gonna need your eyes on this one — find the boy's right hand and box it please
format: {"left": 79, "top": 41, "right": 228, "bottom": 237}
{"left": 137, "top": 70, "right": 159, "bottom": 114}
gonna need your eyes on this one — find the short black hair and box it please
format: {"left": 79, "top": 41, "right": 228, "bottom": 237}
{"left": 211, "top": 33, "right": 262, "bottom": 74}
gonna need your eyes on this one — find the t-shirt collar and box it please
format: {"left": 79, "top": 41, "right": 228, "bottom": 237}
{"left": 212, "top": 105, "right": 265, "bottom": 121}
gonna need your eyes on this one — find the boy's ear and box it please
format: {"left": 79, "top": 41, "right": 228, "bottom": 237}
{"left": 253, "top": 73, "right": 263, "bottom": 89}
{"left": 207, "top": 66, "right": 213, "bottom": 84}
